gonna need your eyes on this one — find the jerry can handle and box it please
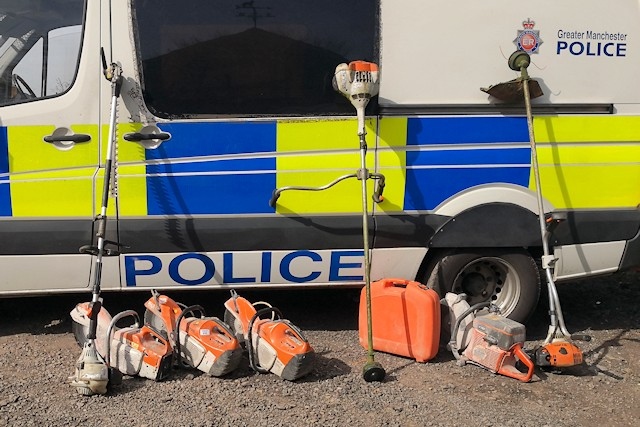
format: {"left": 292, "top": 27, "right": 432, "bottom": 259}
{"left": 378, "top": 278, "right": 410, "bottom": 288}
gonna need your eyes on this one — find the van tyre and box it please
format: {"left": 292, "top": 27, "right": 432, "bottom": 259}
{"left": 425, "top": 248, "right": 540, "bottom": 324}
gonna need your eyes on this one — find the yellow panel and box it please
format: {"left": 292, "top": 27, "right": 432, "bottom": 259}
{"left": 376, "top": 117, "right": 408, "bottom": 213}
{"left": 278, "top": 118, "right": 368, "bottom": 152}
{"left": 111, "top": 123, "right": 147, "bottom": 216}
{"left": 531, "top": 116, "right": 640, "bottom": 208}
{"left": 534, "top": 116, "right": 640, "bottom": 142}
{"left": 276, "top": 119, "right": 377, "bottom": 214}
{"left": 536, "top": 144, "right": 640, "bottom": 165}
{"left": 9, "top": 124, "right": 98, "bottom": 217}
{"left": 535, "top": 164, "right": 640, "bottom": 209}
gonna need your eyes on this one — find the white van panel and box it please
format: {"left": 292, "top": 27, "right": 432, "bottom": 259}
{"left": 379, "top": 0, "right": 640, "bottom": 106}
{"left": 554, "top": 241, "right": 626, "bottom": 281}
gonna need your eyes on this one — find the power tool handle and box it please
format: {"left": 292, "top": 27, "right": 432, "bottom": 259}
{"left": 571, "top": 334, "right": 592, "bottom": 342}
{"left": 498, "top": 344, "right": 534, "bottom": 383}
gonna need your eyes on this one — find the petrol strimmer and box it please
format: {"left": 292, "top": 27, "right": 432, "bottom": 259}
{"left": 269, "top": 61, "right": 386, "bottom": 382}
{"left": 143, "top": 291, "right": 243, "bottom": 377}
{"left": 69, "top": 54, "right": 125, "bottom": 396}
{"left": 482, "top": 50, "right": 590, "bottom": 369}
{"left": 223, "top": 290, "right": 315, "bottom": 381}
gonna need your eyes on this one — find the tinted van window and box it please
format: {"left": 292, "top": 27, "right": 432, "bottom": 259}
{"left": 132, "top": 0, "right": 379, "bottom": 117}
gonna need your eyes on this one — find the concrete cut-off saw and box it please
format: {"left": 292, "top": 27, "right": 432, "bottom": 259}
{"left": 143, "top": 291, "right": 243, "bottom": 377}
{"left": 223, "top": 290, "right": 315, "bottom": 381}
{"left": 70, "top": 301, "right": 173, "bottom": 390}
{"left": 444, "top": 292, "right": 535, "bottom": 382}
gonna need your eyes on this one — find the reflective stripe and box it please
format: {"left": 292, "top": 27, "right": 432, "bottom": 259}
{"left": 2, "top": 115, "right": 638, "bottom": 218}
{"left": 376, "top": 117, "right": 407, "bottom": 213}
{"left": 146, "top": 122, "right": 276, "bottom": 215}
{"left": 275, "top": 118, "right": 375, "bottom": 214}
{"left": 116, "top": 122, "right": 147, "bottom": 216}
{"left": 8, "top": 124, "right": 98, "bottom": 217}
{"left": 401, "top": 117, "right": 531, "bottom": 210}
{"left": 533, "top": 116, "right": 640, "bottom": 208}
{"left": 0, "top": 127, "right": 10, "bottom": 216}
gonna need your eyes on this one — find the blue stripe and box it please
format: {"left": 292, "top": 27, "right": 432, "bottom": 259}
{"left": 147, "top": 122, "right": 276, "bottom": 215}
{"left": 153, "top": 122, "right": 276, "bottom": 156}
{"left": 148, "top": 157, "right": 273, "bottom": 174}
{"left": 147, "top": 174, "right": 275, "bottom": 215}
{"left": 407, "top": 117, "right": 529, "bottom": 145}
{"left": 404, "top": 167, "right": 530, "bottom": 211}
{"left": 407, "top": 147, "right": 530, "bottom": 166}
{"left": 404, "top": 117, "right": 531, "bottom": 210}
{"left": 0, "top": 127, "right": 11, "bottom": 216}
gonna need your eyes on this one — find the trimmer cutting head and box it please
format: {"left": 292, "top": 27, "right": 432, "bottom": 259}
{"left": 481, "top": 78, "right": 543, "bottom": 102}
{"left": 481, "top": 50, "right": 543, "bottom": 102}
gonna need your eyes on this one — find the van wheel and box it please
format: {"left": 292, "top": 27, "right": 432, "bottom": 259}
{"left": 425, "top": 248, "right": 540, "bottom": 324}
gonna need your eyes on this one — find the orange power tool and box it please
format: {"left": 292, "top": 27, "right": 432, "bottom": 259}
{"left": 223, "top": 290, "right": 315, "bottom": 381}
{"left": 143, "top": 291, "right": 243, "bottom": 377}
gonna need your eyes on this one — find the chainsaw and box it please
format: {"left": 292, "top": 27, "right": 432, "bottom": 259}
{"left": 70, "top": 301, "right": 173, "bottom": 385}
{"left": 223, "top": 290, "right": 315, "bottom": 381}
{"left": 444, "top": 293, "right": 535, "bottom": 382}
{"left": 142, "top": 291, "right": 243, "bottom": 377}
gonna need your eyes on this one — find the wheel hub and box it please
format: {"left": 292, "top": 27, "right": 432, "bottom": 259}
{"left": 453, "top": 257, "right": 519, "bottom": 314}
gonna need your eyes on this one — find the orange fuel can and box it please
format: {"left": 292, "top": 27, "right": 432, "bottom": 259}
{"left": 359, "top": 278, "right": 441, "bottom": 362}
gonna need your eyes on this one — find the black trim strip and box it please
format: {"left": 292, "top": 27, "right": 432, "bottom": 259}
{"left": 118, "top": 216, "right": 369, "bottom": 253}
{"left": 0, "top": 219, "right": 98, "bottom": 255}
{"left": 378, "top": 103, "right": 614, "bottom": 116}
{"left": 0, "top": 209, "right": 637, "bottom": 256}
{"left": 551, "top": 209, "right": 640, "bottom": 246}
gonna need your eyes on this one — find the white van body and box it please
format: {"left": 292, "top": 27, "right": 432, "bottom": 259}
{"left": 0, "top": 0, "right": 638, "bottom": 321}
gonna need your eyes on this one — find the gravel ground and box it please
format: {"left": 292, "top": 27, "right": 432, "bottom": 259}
{"left": 0, "top": 272, "right": 638, "bottom": 427}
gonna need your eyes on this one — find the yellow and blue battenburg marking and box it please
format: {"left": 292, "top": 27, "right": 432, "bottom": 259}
{"left": 0, "top": 115, "right": 638, "bottom": 218}
{"left": 147, "top": 122, "right": 277, "bottom": 215}
{"left": 0, "top": 124, "right": 99, "bottom": 218}
{"left": 0, "top": 127, "right": 10, "bottom": 216}
{"left": 400, "top": 116, "right": 531, "bottom": 210}
{"left": 533, "top": 116, "right": 640, "bottom": 209}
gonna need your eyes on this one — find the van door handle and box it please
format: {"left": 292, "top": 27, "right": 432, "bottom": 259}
{"left": 43, "top": 133, "right": 92, "bottom": 143}
{"left": 123, "top": 127, "right": 171, "bottom": 149}
{"left": 123, "top": 132, "right": 171, "bottom": 142}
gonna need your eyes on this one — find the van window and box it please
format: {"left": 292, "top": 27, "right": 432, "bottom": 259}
{"left": 132, "top": 0, "right": 379, "bottom": 118}
{"left": 0, "top": 1, "right": 85, "bottom": 105}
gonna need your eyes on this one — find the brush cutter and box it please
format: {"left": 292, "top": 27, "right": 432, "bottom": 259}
{"left": 70, "top": 302, "right": 173, "bottom": 383}
{"left": 444, "top": 293, "right": 535, "bottom": 382}
{"left": 142, "top": 291, "right": 243, "bottom": 376}
{"left": 482, "top": 51, "right": 590, "bottom": 369}
{"left": 269, "top": 61, "right": 386, "bottom": 382}
{"left": 223, "top": 290, "right": 314, "bottom": 381}
{"left": 70, "top": 52, "right": 125, "bottom": 396}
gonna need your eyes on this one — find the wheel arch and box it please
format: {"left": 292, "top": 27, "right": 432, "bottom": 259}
{"left": 411, "top": 185, "right": 551, "bottom": 321}
{"left": 432, "top": 183, "right": 554, "bottom": 218}
{"left": 428, "top": 184, "right": 552, "bottom": 249}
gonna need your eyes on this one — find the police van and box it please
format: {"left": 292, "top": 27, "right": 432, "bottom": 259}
{"left": 0, "top": 0, "right": 638, "bottom": 322}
